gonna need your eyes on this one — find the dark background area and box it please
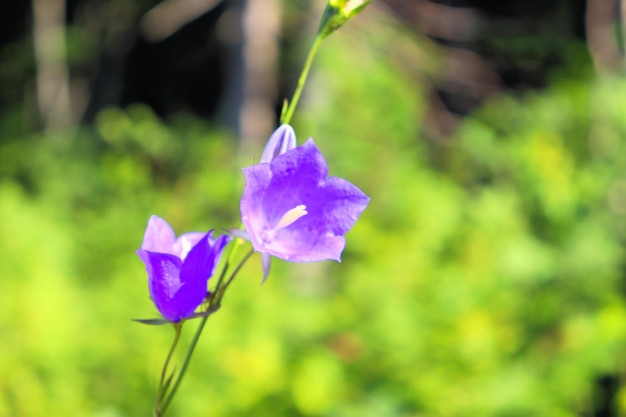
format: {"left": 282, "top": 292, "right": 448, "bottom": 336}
{"left": 0, "top": 0, "right": 591, "bottom": 138}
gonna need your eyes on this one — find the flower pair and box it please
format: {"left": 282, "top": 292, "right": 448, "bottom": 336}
{"left": 137, "top": 125, "right": 369, "bottom": 322}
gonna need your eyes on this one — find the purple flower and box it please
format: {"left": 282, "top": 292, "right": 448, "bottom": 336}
{"left": 240, "top": 138, "right": 370, "bottom": 264}
{"left": 137, "top": 215, "right": 230, "bottom": 322}
{"left": 260, "top": 124, "right": 297, "bottom": 163}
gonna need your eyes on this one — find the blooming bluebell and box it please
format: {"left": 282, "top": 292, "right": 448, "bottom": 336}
{"left": 137, "top": 215, "right": 230, "bottom": 322}
{"left": 241, "top": 137, "right": 369, "bottom": 264}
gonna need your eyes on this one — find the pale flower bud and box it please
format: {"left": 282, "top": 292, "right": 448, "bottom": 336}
{"left": 260, "top": 124, "right": 297, "bottom": 163}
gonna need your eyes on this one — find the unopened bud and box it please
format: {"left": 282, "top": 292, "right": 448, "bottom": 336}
{"left": 260, "top": 124, "right": 297, "bottom": 163}
{"left": 318, "top": 0, "right": 372, "bottom": 38}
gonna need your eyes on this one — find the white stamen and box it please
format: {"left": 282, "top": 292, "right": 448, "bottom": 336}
{"left": 276, "top": 205, "right": 308, "bottom": 229}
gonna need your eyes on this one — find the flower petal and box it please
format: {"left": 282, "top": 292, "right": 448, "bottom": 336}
{"left": 137, "top": 249, "right": 186, "bottom": 322}
{"left": 140, "top": 215, "right": 177, "bottom": 254}
{"left": 180, "top": 232, "right": 230, "bottom": 290}
{"left": 241, "top": 163, "right": 273, "bottom": 251}
{"left": 175, "top": 232, "right": 231, "bottom": 319}
{"left": 307, "top": 176, "right": 371, "bottom": 236}
{"left": 262, "top": 139, "right": 328, "bottom": 226}
{"left": 268, "top": 176, "right": 370, "bottom": 261}
{"left": 174, "top": 232, "right": 206, "bottom": 260}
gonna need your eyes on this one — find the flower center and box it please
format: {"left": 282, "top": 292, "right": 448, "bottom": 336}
{"left": 276, "top": 205, "right": 308, "bottom": 229}
{"left": 258, "top": 205, "right": 309, "bottom": 245}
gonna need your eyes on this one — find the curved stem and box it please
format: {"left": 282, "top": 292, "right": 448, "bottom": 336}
{"left": 159, "top": 317, "right": 207, "bottom": 415}
{"left": 280, "top": 34, "right": 324, "bottom": 125}
{"left": 154, "top": 323, "right": 182, "bottom": 416}
{"left": 159, "top": 246, "right": 255, "bottom": 415}
{"left": 215, "top": 249, "right": 255, "bottom": 303}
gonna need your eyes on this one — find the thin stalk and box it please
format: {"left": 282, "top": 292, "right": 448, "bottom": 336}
{"left": 159, "top": 245, "right": 255, "bottom": 415}
{"left": 280, "top": 34, "right": 324, "bottom": 125}
{"left": 154, "top": 323, "right": 182, "bottom": 416}
{"left": 622, "top": 0, "right": 626, "bottom": 70}
{"left": 159, "top": 316, "right": 207, "bottom": 415}
{"left": 214, "top": 249, "right": 255, "bottom": 304}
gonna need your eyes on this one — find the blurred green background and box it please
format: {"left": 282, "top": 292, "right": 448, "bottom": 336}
{"left": 1, "top": 0, "right": 626, "bottom": 416}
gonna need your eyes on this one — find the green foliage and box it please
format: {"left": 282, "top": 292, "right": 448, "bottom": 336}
{"left": 1, "top": 17, "right": 626, "bottom": 417}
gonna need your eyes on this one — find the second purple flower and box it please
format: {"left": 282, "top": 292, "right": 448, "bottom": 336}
{"left": 137, "top": 215, "right": 230, "bottom": 322}
{"left": 241, "top": 136, "right": 370, "bottom": 263}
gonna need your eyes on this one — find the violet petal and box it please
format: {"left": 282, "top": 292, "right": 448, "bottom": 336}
{"left": 140, "top": 215, "right": 177, "bottom": 255}
{"left": 174, "top": 232, "right": 206, "bottom": 260}
{"left": 138, "top": 249, "right": 186, "bottom": 322}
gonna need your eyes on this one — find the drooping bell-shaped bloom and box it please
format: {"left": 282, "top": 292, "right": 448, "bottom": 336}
{"left": 260, "top": 124, "right": 297, "bottom": 163}
{"left": 241, "top": 138, "right": 370, "bottom": 264}
{"left": 136, "top": 215, "right": 230, "bottom": 322}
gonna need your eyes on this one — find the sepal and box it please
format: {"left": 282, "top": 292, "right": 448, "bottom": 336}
{"left": 223, "top": 228, "right": 250, "bottom": 241}
{"left": 318, "top": 0, "right": 372, "bottom": 38}
{"left": 132, "top": 318, "right": 171, "bottom": 325}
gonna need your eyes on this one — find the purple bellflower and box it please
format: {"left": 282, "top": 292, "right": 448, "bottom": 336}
{"left": 137, "top": 215, "right": 230, "bottom": 322}
{"left": 241, "top": 136, "right": 370, "bottom": 268}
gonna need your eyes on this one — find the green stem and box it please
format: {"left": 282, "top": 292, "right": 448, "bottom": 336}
{"left": 159, "top": 315, "right": 207, "bottom": 415}
{"left": 158, "top": 244, "right": 255, "bottom": 415}
{"left": 280, "top": 34, "right": 324, "bottom": 125}
{"left": 154, "top": 323, "right": 182, "bottom": 416}
{"left": 215, "top": 249, "right": 255, "bottom": 304}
